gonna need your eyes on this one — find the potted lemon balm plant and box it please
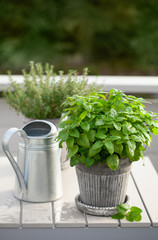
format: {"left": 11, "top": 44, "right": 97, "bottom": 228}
{"left": 57, "top": 89, "right": 158, "bottom": 216}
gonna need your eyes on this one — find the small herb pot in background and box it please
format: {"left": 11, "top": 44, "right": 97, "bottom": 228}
{"left": 57, "top": 89, "right": 158, "bottom": 216}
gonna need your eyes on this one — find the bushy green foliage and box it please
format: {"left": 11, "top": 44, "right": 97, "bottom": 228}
{"left": 57, "top": 89, "right": 158, "bottom": 169}
{"left": 3, "top": 62, "right": 101, "bottom": 119}
{"left": 0, "top": 0, "right": 158, "bottom": 74}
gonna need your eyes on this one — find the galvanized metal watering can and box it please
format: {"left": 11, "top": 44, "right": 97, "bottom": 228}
{"left": 2, "top": 120, "right": 63, "bottom": 203}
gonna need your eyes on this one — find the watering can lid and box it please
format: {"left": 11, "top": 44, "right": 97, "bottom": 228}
{"left": 22, "top": 120, "right": 58, "bottom": 138}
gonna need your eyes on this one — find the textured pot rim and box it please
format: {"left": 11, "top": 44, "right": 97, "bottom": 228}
{"left": 76, "top": 158, "right": 132, "bottom": 175}
{"left": 75, "top": 194, "right": 129, "bottom": 216}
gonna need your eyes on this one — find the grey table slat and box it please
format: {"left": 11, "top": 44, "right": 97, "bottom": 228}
{"left": 0, "top": 157, "right": 20, "bottom": 227}
{"left": 131, "top": 157, "right": 158, "bottom": 227}
{"left": 54, "top": 166, "right": 86, "bottom": 227}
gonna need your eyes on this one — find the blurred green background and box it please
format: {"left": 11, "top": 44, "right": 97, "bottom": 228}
{"left": 0, "top": 0, "right": 158, "bottom": 75}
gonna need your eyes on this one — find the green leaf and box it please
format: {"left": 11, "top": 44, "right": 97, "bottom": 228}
{"left": 133, "top": 214, "right": 142, "bottom": 222}
{"left": 111, "top": 212, "right": 124, "bottom": 220}
{"left": 122, "top": 122, "right": 132, "bottom": 135}
{"left": 126, "top": 144, "right": 134, "bottom": 159}
{"left": 66, "top": 137, "right": 74, "bottom": 148}
{"left": 117, "top": 203, "right": 130, "bottom": 215}
{"left": 127, "top": 140, "right": 136, "bottom": 151}
{"left": 110, "top": 129, "right": 123, "bottom": 137}
{"left": 69, "top": 129, "right": 80, "bottom": 138}
{"left": 130, "top": 142, "right": 144, "bottom": 161}
{"left": 95, "top": 132, "right": 107, "bottom": 139}
{"left": 79, "top": 111, "right": 87, "bottom": 120}
{"left": 106, "top": 154, "right": 119, "bottom": 170}
{"left": 110, "top": 108, "right": 117, "bottom": 117}
{"left": 130, "top": 206, "right": 142, "bottom": 214}
{"left": 79, "top": 155, "right": 86, "bottom": 164}
{"left": 104, "top": 140, "right": 114, "bottom": 154}
{"left": 130, "top": 135, "right": 142, "bottom": 142}
{"left": 80, "top": 122, "right": 90, "bottom": 132}
{"left": 58, "top": 121, "right": 66, "bottom": 129}
{"left": 67, "top": 145, "right": 79, "bottom": 158}
{"left": 109, "top": 136, "right": 121, "bottom": 141}
{"left": 116, "top": 117, "right": 126, "bottom": 122}
{"left": 76, "top": 133, "right": 90, "bottom": 148}
{"left": 152, "top": 127, "right": 158, "bottom": 135}
{"left": 120, "top": 147, "right": 127, "bottom": 159}
{"left": 113, "top": 122, "right": 121, "bottom": 131}
{"left": 125, "top": 212, "right": 135, "bottom": 222}
{"left": 85, "top": 157, "right": 95, "bottom": 167}
{"left": 70, "top": 156, "right": 79, "bottom": 167}
{"left": 95, "top": 119, "right": 105, "bottom": 126}
{"left": 89, "top": 147, "right": 102, "bottom": 157}
{"left": 114, "top": 144, "right": 123, "bottom": 155}
{"left": 59, "top": 140, "right": 63, "bottom": 148}
{"left": 59, "top": 131, "right": 69, "bottom": 141}
{"left": 87, "top": 130, "right": 96, "bottom": 142}
{"left": 70, "top": 121, "right": 79, "bottom": 129}
{"left": 91, "top": 141, "right": 103, "bottom": 150}
{"left": 130, "top": 127, "right": 137, "bottom": 134}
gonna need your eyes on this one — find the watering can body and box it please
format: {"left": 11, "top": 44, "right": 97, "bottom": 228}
{"left": 2, "top": 120, "right": 63, "bottom": 203}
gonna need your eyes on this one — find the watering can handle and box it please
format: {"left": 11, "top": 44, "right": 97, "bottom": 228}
{"left": 2, "top": 128, "right": 27, "bottom": 191}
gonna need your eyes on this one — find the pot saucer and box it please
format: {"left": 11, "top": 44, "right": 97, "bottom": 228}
{"left": 75, "top": 194, "right": 129, "bottom": 216}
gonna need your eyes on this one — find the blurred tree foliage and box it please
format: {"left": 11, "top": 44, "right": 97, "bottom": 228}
{"left": 0, "top": 0, "right": 158, "bottom": 75}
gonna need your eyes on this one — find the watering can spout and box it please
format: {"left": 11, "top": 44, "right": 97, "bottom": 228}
{"left": 2, "top": 128, "right": 27, "bottom": 192}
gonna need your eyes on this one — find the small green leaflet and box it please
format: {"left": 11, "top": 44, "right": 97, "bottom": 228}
{"left": 109, "top": 136, "right": 121, "bottom": 141}
{"left": 70, "top": 156, "right": 79, "bottom": 167}
{"left": 114, "top": 144, "right": 123, "bottom": 155}
{"left": 113, "top": 122, "right": 121, "bottom": 131}
{"left": 67, "top": 145, "right": 79, "bottom": 158}
{"left": 104, "top": 140, "right": 114, "bottom": 154}
{"left": 126, "top": 144, "right": 134, "bottom": 159}
{"left": 59, "top": 140, "right": 63, "bottom": 148}
{"left": 130, "top": 134, "right": 142, "bottom": 142}
{"left": 79, "top": 111, "right": 87, "bottom": 120}
{"left": 85, "top": 157, "right": 95, "bottom": 168}
{"left": 117, "top": 203, "right": 130, "bottom": 215}
{"left": 122, "top": 122, "right": 132, "bottom": 135}
{"left": 80, "top": 122, "right": 90, "bottom": 132}
{"left": 116, "top": 117, "right": 126, "bottom": 122}
{"left": 152, "top": 127, "right": 158, "bottom": 135}
{"left": 95, "top": 132, "right": 107, "bottom": 139}
{"left": 69, "top": 129, "right": 80, "bottom": 138}
{"left": 111, "top": 212, "right": 124, "bottom": 219}
{"left": 66, "top": 137, "right": 74, "bottom": 148}
{"left": 87, "top": 130, "right": 96, "bottom": 142}
{"left": 95, "top": 119, "right": 105, "bottom": 126}
{"left": 89, "top": 147, "right": 102, "bottom": 157}
{"left": 58, "top": 121, "right": 66, "bottom": 129}
{"left": 106, "top": 154, "right": 119, "bottom": 170}
{"left": 76, "top": 133, "right": 90, "bottom": 148}
{"left": 58, "top": 131, "right": 69, "bottom": 141}
{"left": 127, "top": 140, "right": 136, "bottom": 151}
{"left": 91, "top": 141, "right": 103, "bottom": 150}
{"left": 78, "top": 155, "right": 86, "bottom": 164}
{"left": 110, "top": 108, "right": 117, "bottom": 117}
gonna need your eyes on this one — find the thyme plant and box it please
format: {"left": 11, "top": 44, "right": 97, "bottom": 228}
{"left": 3, "top": 61, "right": 101, "bottom": 119}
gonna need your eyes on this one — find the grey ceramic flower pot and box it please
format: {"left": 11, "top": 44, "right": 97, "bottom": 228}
{"left": 75, "top": 158, "right": 132, "bottom": 208}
